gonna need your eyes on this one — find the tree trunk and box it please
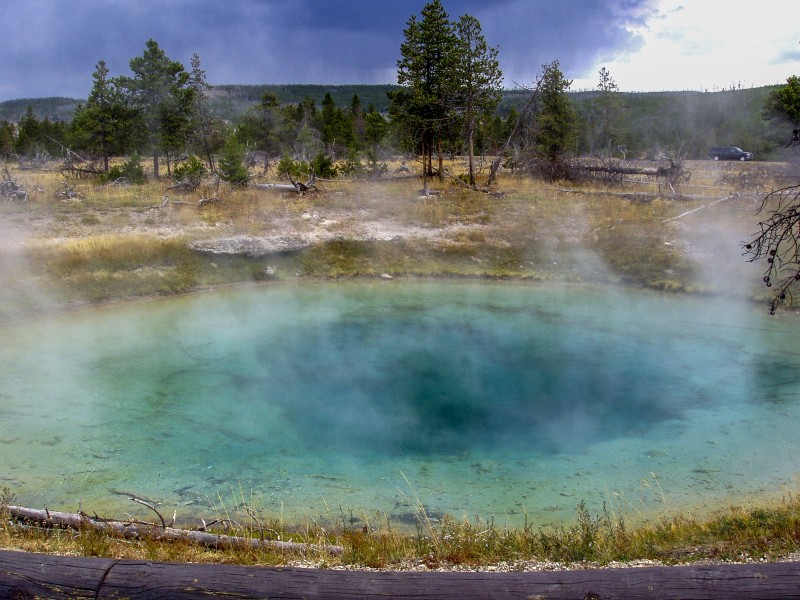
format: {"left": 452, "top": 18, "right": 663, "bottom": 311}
{"left": 438, "top": 139, "right": 443, "bottom": 179}
{"left": 152, "top": 152, "right": 160, "bottom": 179}
{"left": 467, "top": 120, "right": 475, "bottom": 186}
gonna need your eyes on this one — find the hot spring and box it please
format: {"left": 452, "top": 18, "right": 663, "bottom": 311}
{"left": 1, "top": 281, "right": 798, "bottom": 528}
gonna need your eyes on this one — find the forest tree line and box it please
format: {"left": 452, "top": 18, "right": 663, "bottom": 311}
{"left": 1, "top": 0, "right": 798, "bottom": 184}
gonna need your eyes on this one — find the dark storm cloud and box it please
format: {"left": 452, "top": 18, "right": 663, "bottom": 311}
{"left": 2, "top": 0, "right": 656, "bottom": 101}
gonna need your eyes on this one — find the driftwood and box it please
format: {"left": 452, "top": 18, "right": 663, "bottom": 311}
{"left": 166, "top": 180, "right": 199, "bottom": 193}
{"left": 5, "top": 505, "right": 342, "bottom": 556}
{"left": 253, "top": 173, "right": 317, "bottom": 194}
{"left": 1, "top": 549, "right": 800, "bottom": 599}
{"left": 1, "top": 167, "right": 28, "bottom": 201}
{"left": 156, "top": 195, "right": 224, "bottom": 209}
{"left": 545, "top": 186, "right": 739, "bottom": 204}
{"left": 661, "top": 193, "right": 739, "bottom": 223}
{"left": 581, "top": 158, "right": 687, "bottom": 194}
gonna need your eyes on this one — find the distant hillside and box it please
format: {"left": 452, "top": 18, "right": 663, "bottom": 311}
{"left": 0, "top": 97, "right": 82, "bottom": 122}
{"left": 0, "top": 85, "right": 402, "bottom": 124}
{"left": 209, "top": 84, "right": 401, "bottom": 120}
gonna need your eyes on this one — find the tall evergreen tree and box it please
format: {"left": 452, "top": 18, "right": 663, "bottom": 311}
{"left": 593, "top": 66, "right": 623, "bottom": 156}
{"left": 392, "top": 0, "right": 458, "bottom": 177}
{"left": 117, "top": 39, "right": 195, "bottom": 178}
{"left": 533, "top": 61, "right": 577, "bottom": 162}
{"left": 71, "top": 60, "right": 136, "bottom": 172}
{"left": 236, "top": 91, "right": 286, "bottom": 163}
{"left": 364, "top": 104, "right": 389, "bottom": 153}
{"left": 13, "top": 107, "right": 41, "bottom": 157}
{"left": 453, "top": 14, "right": 502, "bottom": 186}
{"left": 0, "top": 121, "right": 14, "bottom": 158}
{"left": 350, "top": 94, "right": 365, "bottom": 148}
{"left": 187, "top": 53, "right": 223, "bottom": 172}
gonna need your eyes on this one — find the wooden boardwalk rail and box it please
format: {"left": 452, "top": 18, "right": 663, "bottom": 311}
{"left": 1, "top": 549, "right": 799, "bottom": 599}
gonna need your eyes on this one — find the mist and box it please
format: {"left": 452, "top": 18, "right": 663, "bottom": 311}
{"left": 1, "top": 277, "right": 797, "bottom": 526}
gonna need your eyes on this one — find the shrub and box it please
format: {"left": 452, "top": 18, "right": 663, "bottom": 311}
{"left": 100, "top": 154, "right": 146, "bottom": 185}
{"left": 276, "top": 155, "right": 309, "bottom": 178}
{"left": 172, "top": 155, "right": 207, "bottom": 186}
{"left": 310, "top": 152, "right": 337, "bottom": 178}
{"left": 218, "top": 138, "right": 250, "bottom": 186}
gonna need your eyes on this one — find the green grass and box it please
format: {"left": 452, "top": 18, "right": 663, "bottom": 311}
{"left": 3, "top": 485, "right": 800, "bottom": 568}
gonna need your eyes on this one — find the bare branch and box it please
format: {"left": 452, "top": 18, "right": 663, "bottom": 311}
{"left": 744, "top": 181, "right": 800, "bottom": 314}
{"left": 129, "top": 496, "right": 167, "bottom": 529}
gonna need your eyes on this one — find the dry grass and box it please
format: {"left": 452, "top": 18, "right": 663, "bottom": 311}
{"left": 3, "top": 484, "right": 800, "bottom": 569}
{"left": 0, "top": 159, "right": 778, "bottom": 311}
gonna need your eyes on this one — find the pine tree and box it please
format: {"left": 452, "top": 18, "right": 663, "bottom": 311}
{"left": 14, "top": 107, "right": 40, "bottom": 157}
{"left": 0, "top": 121, "right": 14, "bottom": 158}
{"left": 217, "top": 135, "right": 250, "bottom": 185}
{"left": 392, "top": 0, "right": 458, "bottom": 177}
{"left": 364, "top": 104, "right": 388, "bottom": 153}
{"left": 453, "top": 14, "right": 502, "bottom": 186}
{"left": 236, "top": 91, "right": 286, "bottom": 165}
{"left": 117, "top": 39, "right": 195, "bottom": 178}
{"left": 350, "top": 94, "right": 365, "bottom": 148}
{"left": 594, "top": 67, "right": 622, "bottom": 156}
{"left": 188, "top": 53, "right": 223, "bottom": 172}
{"left": 534, "top": 61, "right": 577, "bottom": 162}
{"left": 71, "top": 60, "right": 135, "bottom": 172}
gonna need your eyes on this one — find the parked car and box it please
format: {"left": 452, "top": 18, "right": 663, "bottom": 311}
{"left": 708, "top": 146, "right": 753, "bottom": 161}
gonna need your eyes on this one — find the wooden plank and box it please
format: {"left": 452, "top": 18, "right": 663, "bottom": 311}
{"left": 0, "top": 549, "right": 115, "bottom": 599}
{"left": 2, "top": 550, "right": 800, "bottom": 599}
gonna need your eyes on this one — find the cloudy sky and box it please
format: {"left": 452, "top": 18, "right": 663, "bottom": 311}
{"left": 2, "top": 0, "right": 798, "bottom": 102}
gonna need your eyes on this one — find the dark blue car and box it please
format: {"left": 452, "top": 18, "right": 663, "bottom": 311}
{"left": 708, "top": 146, "right": 753, "bottom": 161}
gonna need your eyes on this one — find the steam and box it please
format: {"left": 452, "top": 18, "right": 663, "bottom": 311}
{"left": 0, "top": 220, "right": 58, "bottom": 321}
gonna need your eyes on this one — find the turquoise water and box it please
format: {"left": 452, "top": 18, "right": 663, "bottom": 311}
{"left": 1, "top": 281, "right": 799, "bottom": 528}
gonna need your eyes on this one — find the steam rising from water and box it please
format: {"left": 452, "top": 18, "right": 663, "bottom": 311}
{"left": 1, "top": 281, "right": 798, "bottom": 527}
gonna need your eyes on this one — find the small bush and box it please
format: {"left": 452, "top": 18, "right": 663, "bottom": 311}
{"left": 100, "top": 154, "right": 146, "bottom": 185}
{"left": 312, "top": 153, "right": 338, "bottom": 178}
{"left": 218, "top": 138, "right": 250, "bottom": 186}
{"left": 277, "top": 155, "right": 309, "bottom": 178}
{"left": 173, "top": 155, "right": 207, "bottom": 187}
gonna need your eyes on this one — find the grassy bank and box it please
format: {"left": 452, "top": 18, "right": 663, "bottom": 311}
{"left": 1, "top": 159, "right": 778, "bottom": 317}
{"left": 3, "top": 486, "right": 800, "bottom": 569}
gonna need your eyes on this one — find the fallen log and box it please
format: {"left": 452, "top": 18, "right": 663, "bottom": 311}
{"left": 253, "top": 173, "right": 317, "bottom": 194}
{"left": 252, "top": 182, "right": 305, "bottom": 192}
{"left": 545, "top": 188, "right": 730, "bottom": 203}
{"left": 661, "top": 193, "right": 739, "bottom": 223}
{"left": 1, "top": 549, "right": 800, "bottom": 599}
{"left": 6, "top": 505, "right": 343, "bottom": 555}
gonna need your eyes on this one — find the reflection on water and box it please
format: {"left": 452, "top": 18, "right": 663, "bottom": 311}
{"left": 1, "top": 281, "right": 799, "bottom": 528}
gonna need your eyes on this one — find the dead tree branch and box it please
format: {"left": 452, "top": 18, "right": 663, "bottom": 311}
{"left": 5, "top": 504, "right": 343, "bottom": 555}
{"left": 129, "top": 497, "right": 171, "bottom": 529}
{"left": 1, "top": 166, "right": 29, "bottom": 201}
{"left": 661, "top": 193, "right": 739, "bottom": 222}
{"left": 485, "top": 74, "right": 545, "bottom": 189}
{"left": 53, "top": 181, "right": 84, "bottom": 201}
{"left": 744, "top": 182, "right": 800, "bottom": 314}
{"left": 252, "top": 172, "right": 318, "bottom": 194}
